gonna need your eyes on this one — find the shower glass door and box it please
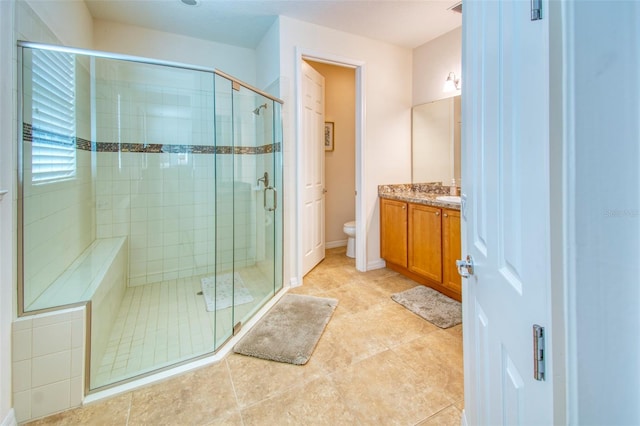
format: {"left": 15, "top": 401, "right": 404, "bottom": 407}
{"left": 214, "top": 78, "right": 283, "bottom": 348}
{"left": 19, "top": 42, "right": 283, "bottom": 392}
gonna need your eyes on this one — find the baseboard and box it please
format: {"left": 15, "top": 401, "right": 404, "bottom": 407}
{"left": 367, "top": 258, "right": 386, "bottom": 271}
{"left": 326, "top": 239, "right": 347, "bottom": 249}
{"left": 1, "top": 409, "right": 17, "bottom": 426}
{"left": 289, "top": 276, "right": 301, "bottom": 288}
{"left": 460, "top": 408, "right": 468, "bottom": 426}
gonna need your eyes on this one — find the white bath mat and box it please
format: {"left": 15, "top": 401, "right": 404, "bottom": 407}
{"left": 200, "top": 272, "right": 254, "bottom": 311}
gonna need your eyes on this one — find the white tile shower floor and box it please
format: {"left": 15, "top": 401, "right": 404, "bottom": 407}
{"left": 93, "top": 266, "right": 276, "bottom": 389}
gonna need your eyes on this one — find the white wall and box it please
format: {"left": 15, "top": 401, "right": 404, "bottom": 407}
{"left": 24, "top": 0, "right": 93, "bottom": 48}
{"left": 566, "top": 1, "right": 640, "bottom": 423}
{"left": 278, "top": 16, "right": 412, "bottom": 274}
{"left": 412, "top": 26, "right": 461, "bottom": 106}
{"left": 255, "top": 19, "right": 280, "bottom": 93}
{"left": 93, "top": 20, "right": 258, "bottom": 86}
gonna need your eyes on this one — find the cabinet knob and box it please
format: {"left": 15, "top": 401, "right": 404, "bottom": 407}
{"left": 402, "top": 205, "right": 406, "bottom": 209}
{"left": 435, "top": 211, "right": 440, "bottom": 216}
{"left": 444, "top": 213, "right": 448, "bottom": 217}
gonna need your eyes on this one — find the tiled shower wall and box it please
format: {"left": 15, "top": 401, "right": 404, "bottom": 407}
{"left": 94, "top": 151, "right": 256, "bottom": 286}
{"left": 92, "top": 64, "right": 259, "bottom": 286}
{"left": 21, "top": 39, "right": 273, "bottom": 302}
{"left": 21, "top": 51, "right": 95, "bottom": 308}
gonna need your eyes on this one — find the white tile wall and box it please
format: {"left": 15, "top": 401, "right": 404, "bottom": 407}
{"left": 12, "top": 307, "right": 85, "bottom": 423}
{"left": 21, "top": 51, "right": 95, "bottom": 309}
{"left": 91, "top": 72, "right": 263, "bottom": 286}
{"left": 93, "top": 150, "right": 260, "bottom": 286}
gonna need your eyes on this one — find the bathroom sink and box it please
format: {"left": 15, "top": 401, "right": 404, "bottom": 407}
{"left": 436, "top": 195, "right": 461, "bottom": 204}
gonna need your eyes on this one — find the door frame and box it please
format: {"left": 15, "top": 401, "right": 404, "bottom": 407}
{"left": 295, "top": 47, "right": 366, "bottom": 284}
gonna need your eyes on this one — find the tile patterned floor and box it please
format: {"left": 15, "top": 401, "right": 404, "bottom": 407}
{"left": 29, "top": 247, "right": 464, "bottom": 425}
{"left": 93, "top": 265, "right": 276, "bottom": 389}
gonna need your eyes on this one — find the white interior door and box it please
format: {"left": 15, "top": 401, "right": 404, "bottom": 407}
{"left": 461, "top": 1, "right": 554, "bottom": 424}
{"left": 301, "top": 60, "right": 326, "bottom": 275}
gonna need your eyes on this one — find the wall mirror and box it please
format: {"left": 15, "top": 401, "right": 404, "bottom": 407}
{"left": 411, "top": 95, "right": 461, "bottom": 185}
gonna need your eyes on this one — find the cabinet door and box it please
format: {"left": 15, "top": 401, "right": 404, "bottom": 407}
{"left": 408, "top": 204, "right": 442, "bottom": 282}
{"left": 380, "top": 198, "right": 407, "bottom": 267}
{"left": 442, "top": 208, "right": 461, "bottom": 295}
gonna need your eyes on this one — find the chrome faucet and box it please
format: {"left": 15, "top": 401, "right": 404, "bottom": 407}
{"left": 257, "top": 172, "right": 269, "bottom": 188}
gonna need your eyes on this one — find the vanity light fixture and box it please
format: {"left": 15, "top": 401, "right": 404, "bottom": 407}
{"left": 443, "top": 72, "right": 461, "bottom": 92}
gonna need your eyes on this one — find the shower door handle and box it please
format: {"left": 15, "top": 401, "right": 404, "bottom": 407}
{"left": 264, "top": 186, "right": 277, "bottom": 212}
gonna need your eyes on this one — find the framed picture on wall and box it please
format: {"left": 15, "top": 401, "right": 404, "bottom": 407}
{"left": 324, "top": 122, "right": 334, "bottom": 151}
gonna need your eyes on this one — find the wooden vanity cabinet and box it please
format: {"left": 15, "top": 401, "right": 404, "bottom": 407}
{"left": 408, "top": 204, "right": 442, "bottom": 283}
{"left": 380, "top": 199, "right": 408, "bottom": 267}
{"left": 442, "top": 209, "right": 462, "bottom": 295}
{"left": 380, "top": 197, "right": 461, "bottom": 301}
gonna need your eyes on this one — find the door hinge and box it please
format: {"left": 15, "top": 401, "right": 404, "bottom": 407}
{"left": 531, "top": 0, "right": 542, "bottom": 21}
{"left": 533, "top": 324, "right": 545, "bottom": 381}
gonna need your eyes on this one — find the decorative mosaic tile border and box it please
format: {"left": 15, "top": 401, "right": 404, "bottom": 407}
{"left": 23, "top": 123, "right": 281, "bottom": 154}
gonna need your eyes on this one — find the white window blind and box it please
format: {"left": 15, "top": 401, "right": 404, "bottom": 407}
{"left": 31, "top": 49, "right": 76, "bottom": 183}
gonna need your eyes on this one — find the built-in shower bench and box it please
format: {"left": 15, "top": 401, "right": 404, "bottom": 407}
{"left": 19, "top": 236, "right": 128, "bottom": 419}
{"left": 26, "top": 236, "right": 128, "bottom": 312}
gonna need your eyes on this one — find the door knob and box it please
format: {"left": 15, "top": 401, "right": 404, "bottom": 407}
{"left": 456, "top": 255, "right": 474, "bottom": 278}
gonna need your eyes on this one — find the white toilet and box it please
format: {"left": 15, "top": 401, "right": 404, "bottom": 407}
{"left": 343, "top": 221, "right": 356, "bottom": 258}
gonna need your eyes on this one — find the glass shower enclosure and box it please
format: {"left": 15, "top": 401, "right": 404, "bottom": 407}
{"left": 18, "top": 42, "right": 283, "bottom": 391}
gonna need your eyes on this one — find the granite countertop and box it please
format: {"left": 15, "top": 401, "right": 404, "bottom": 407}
{"left": 378, "top": 182, "right": 461, "bottom": 211}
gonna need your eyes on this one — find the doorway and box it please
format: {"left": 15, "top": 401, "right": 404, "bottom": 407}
{"left": 296, "top": 50, "right": 366, "bottom": 285}
{"left": 305, "top": 60, "right": 356, "bottom": 257}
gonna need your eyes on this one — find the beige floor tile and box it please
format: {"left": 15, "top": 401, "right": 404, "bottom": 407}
{"left": 287, "top": 283, "right": 325, "bottom": 297}
{"left": 226, "top": 353, "right": 326, "bottom": 409}
{"left": 25, "top": 393, "right": 132, "bottom": 426}
{"left": 203, "top": 410, "right": 244, "bottom": 426}
{"left": 391, "top": 330, "right": 464, "bottom": 402}
{"left": 320, "top": 280, "right": 388, "bottom": 316}
{"left": 240, "top": 377, "right": 359, "bottom": 425}
{"left": 445, "top": 323, "right": 463, "bottom": 338}
{"left": 27, "top": 248, "right": 465, "bottom": 425}
{"left": 454, "top": 399, "right": 465, "bottom": 410}
{"left": 369, "top": 272, "right": 421, "bottom": 295}
{"left": 127, "top": 362, "right": 238, "bottom": 425}
{"left": 300, "top": 271, "right": 345, "bottom": 294}
{"left": 311, "top": 308, "right": 391, "bottom": 372}
{"left": 330, "top": 349, "right": 453, "bottom": 425}
{"left": 417, "top": 405, "right": 463, "bottom": 426}
{"left": 365, "top": 302, "right": 441, "bottom": 348}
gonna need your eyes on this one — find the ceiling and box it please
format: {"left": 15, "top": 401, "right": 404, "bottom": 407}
{"left": 84, "top": 0, "right": 462, "bottom": 49}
